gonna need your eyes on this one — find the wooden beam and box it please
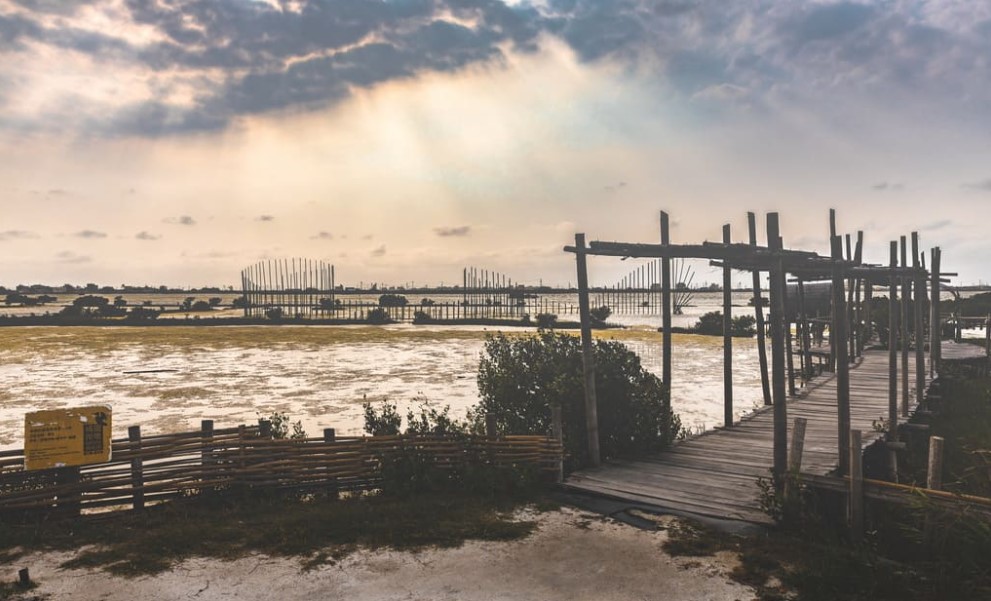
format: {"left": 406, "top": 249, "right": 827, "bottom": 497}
{"left": 574, "top": 233, "right": 601, "bottom": 467}
{"left": 849, "top": 429, "right": 864, "bottom": 541}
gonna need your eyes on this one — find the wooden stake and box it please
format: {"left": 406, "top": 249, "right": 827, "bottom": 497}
{"left": 575, "top": 233, "right": 601, "bottom": 467}
{"left": 128, "top": 425, "right": 144, "bottom": 511}
{"left": 931, "top": 248, "right": 941, "bottom": 375}
{"left": 551, "top": 405, "right": 564, "bottom": 483}
{"left": 927, "top": 435, "right": 944, "bottom": 490}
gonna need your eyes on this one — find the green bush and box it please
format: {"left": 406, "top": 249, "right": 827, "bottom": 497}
{"left": 535, "top": 313, "right": 557, "bottom": 329}
{"left": 589, "top": 305, "right": 612, "bottom": 325}
{"left": 366, "top": 307, "right": 393, "bottom": 324}
{"left": 378, "top": 294, "right": 408, "bottom": 307}
{"left": 693, "top": 311, "right": 757, "bottom": 337}
{"left": 474, "top": 331, "right": 680, "bottom": 470}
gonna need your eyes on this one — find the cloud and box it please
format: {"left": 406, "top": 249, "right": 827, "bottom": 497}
{"left": 165, "top": 215, "right": 197, "bottom": 226}
{"left": 963, "top": 178, "right": 991, "bottom": 191}
{"left": 256, "top": 215, "right": 274, "bottom": 222}
{"left": 311, "top": 231, "right": 334, "bottom": 240}
{"left": 0, "top": 230, "right": 38, "bottom": 241}
{"left": 135, "top": 231, "right": 160, "bottom": 241}
{"left": 603, "top": 182, "right": 627, "bottom": 193}
{"left": 74, "top": 229, "right": 107, "bottom": 238}
{"left": 55, "top": 250, "right": 90, "bottom": 263}
{"left": 434, "top": 225, "right": 471, "bottom": 237}
{"left": 3, "top": 1, "right": 991, "bottom": 138}
{"left": 370, "top": 244, "right": 387, "bottom": 257}
{"left": 921, "top": 219, "right": 952, "bottom": 232}
{"left": 872, "top": 182, "right": 904, "bottom": 191}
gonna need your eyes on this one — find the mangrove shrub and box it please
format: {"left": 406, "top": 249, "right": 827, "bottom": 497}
{"left": 475, "top": 331, "right": 680, "bottom": 470}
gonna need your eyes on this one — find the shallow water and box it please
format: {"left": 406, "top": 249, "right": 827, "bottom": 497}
{"left": 0, "top": 324, "right": 765, "bottom": 450}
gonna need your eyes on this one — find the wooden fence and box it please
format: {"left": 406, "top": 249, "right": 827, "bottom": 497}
{"left": 0, "top": 422, "right": 563, "bottom": 516}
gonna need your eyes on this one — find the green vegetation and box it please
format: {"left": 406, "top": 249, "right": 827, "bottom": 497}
{"left": 474, "top": 331, "right": 680, "bottom": 469}
{"left": 693, "top": 311, "right": 757, "bottom": 337}
{"left": 589, "top": 305, "right": 611, "bottom": 325}
{"left": 378, "top": 294, "right": 409, "bottom": 307}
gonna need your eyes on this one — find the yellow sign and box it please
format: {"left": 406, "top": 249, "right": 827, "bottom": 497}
{"left": 24, "top": 406, "right": 112, "bottom": 470}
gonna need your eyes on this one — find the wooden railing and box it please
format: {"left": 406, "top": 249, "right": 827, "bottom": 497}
{"left": 0, "top": 423, "right": 563, "bottom": 515}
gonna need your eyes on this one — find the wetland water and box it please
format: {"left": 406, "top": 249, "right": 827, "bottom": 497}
{"left": 0, "top": 324, "right": 765, "bottom": 450}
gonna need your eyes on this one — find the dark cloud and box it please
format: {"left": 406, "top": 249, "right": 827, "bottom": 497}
{"left": 165, "top": 215, "right": 197, "bottom": 225}
{"left": 74, "top": 229, "right": 107, "bottom": 238}
{"left": 2, "top": 0, "right": 990, "bottom": 137}
{"left": 311, "top": 231, "right": 334, "bottom": 240}
{"left": 135, "top": 231, "right": 160, "bottom": 240}
{"left": 434, "top": 225, "right": 471, "bottom": 237}
{"left": 370, "top": 244, "right": 386, "bottom": 257}
{"left": 0, "top": 230, "right": 38, "bottom": 241}
{"left": 963, "top": 178, "right": 991, "bottom": 191}
{"left": 256, "top": 215, "right": 274, "bottom": 222}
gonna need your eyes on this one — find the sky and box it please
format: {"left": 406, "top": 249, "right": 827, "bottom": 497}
{"left": 1, "top": 0, "right": 990, "bottom": 289}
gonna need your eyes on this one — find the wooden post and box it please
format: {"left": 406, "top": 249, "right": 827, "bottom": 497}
{"left": 323, "top": 427, "right": 338, "bottom": 499}
{"left": 575, "top": 233, "right": 601, "bottom": 467}
{"left": 846, "top": 233, "right": 856, "bottom": 361}
{"left": 201, "top": 419, "right": 214, "bottom": 493}
{"left": 258, "top": 418, "right": 272, "bottom": 439}
{"left": 785, "top": 417, "right": 808, "bottom": 503}
{"left": 931, "top": 248, "right": 941, "bottom": 375}
{"left": 912, "top": 233, "right": 925, "bottom": 405}
{"left": 56, "top": 466, "right": 82, "bottom": 518}
{"left": 786, "top": 317, "right": 797, "bottom": 396}
{"left": 927, "top": 435, "right": 944, "bottom": 490}
{"left": 832, "top": 234, "right": 851, "bottom": 476}
{"left": 748, "top": 213, "right": 772, "bottom": 406}
{"left": 128, "top": 425, "right": 144, "bottom": 511}
{"left": 888, "top": 242, "right": 899, "bottom": 437}
{"left": 722, "top": 223, "right": 733, "bottom": 427}
{"left": 853, "top": 231, "right": 864, "bottom": 357}
{"left": 485, "top": 413, "right": 498, "bottom": 438}
{"left": 798, "top": 279, "right": 813, "bottom": 382}
{"left": 767, "top": 213, "right": 788, "bottom": 483}
{"left": 661, "top": 213, "right": 672, "bottom": 396}
{"left": 849, "top": 429, "right": 864, "bottom": 541}
{"left": 901, "top": 236, "right": 910, "bottom": 416}
{"left": 829, "top": 209, "right": 837, "bottom": 371}
{"left": 18, "top": 568, "right": 30, "bottom": 587}
{"left": 551, "top": 405, "right": 564, "bottom": 483}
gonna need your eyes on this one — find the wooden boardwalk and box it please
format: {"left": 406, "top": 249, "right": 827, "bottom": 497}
{"left": 565, "top": 348, "right": 932, "bottom": 524}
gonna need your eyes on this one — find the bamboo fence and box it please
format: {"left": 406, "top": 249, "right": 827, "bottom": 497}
{"left": 0, "top": 424, "right": 562, "bottom": 516}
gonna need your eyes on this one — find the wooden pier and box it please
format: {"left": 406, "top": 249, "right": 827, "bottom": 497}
{"left": 564, "top": 348, "right": 925, "bottom": 523}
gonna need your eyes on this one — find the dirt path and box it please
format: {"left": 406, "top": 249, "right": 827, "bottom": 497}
{"left": 9, "top": 508, "right": 755, "bottom": 601}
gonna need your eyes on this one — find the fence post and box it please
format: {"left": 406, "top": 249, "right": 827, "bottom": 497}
{"left": 324, "top": 428, "right": 339, "bottom": 499}
{"left": 485, "top": 413, "right": 497, "bottom": 438}
{"left": 128, "top": 425, "right": 144, "bottom": 511}
{"left": 927, "top": 435, "right": 944, "bottom": 490}
{"left": 201, "top": 419, "right": 214, "bottom": 493}
{"left": 55, "top": 466, "right": 81, "bottom": 518}
{"left": 551, "top": 405, "right": 564, "bottom": 483}
{"left": 849, "top": 429, "right": 864, "bottom": 542}
{"left": 258, "top": 418, "right": 272, "bottom": 439}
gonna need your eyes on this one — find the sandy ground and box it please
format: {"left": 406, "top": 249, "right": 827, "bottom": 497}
{"left": 6, "top": 507, "right": 756, "bottom": 601}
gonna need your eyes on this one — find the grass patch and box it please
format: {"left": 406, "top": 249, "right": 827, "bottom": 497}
{"left": 0, "top": 490, "right": 544, "bottom": 577}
